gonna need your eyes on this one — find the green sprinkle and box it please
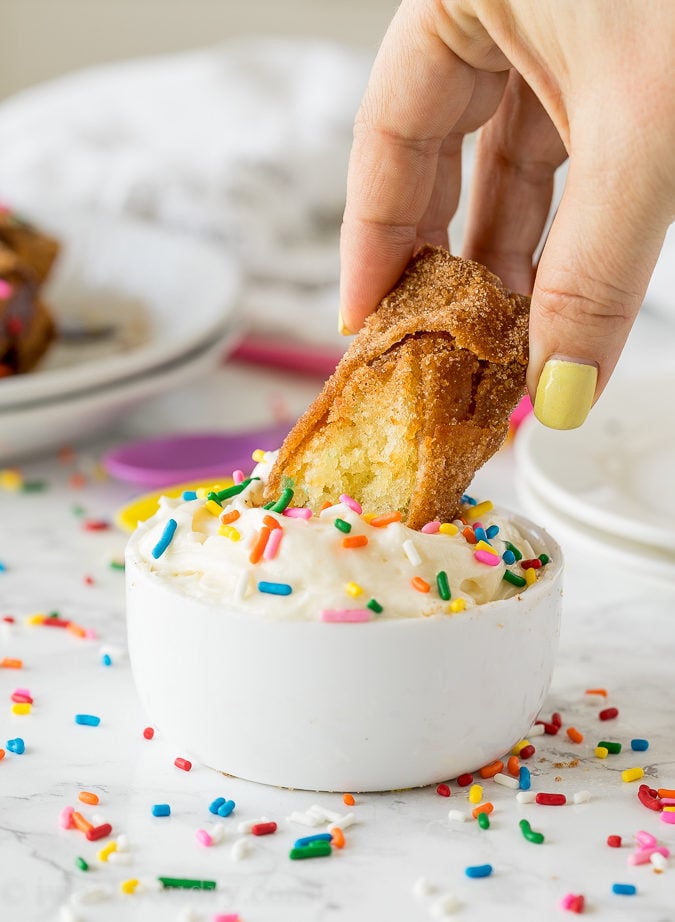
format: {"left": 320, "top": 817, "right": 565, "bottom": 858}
{"left": 71, "top": 504, "right": 86, "bottom": 517}
{"left": 290, "top": 842, "right": 332, "bottom": 859}
{"left": 366, "top": 598, "right": 383, "bottom": 614}
{"left": 519, "top": 818, "right": 544, "bottom": 844}
{"left": 48, "top": 611, "right": 61, "bottom": 619}
{"left": 477, "top": 811, "right": 490, "bottom": 830}
{"left": 75, "top": 856, "right": 89, "bottom": 871}
{"left": 598, "top": 740, "right": 622, "bottom": 754}
{"left": 334, "top": 518, "right": 351, "bottom": 534}
{"left": 436, "top": 570, "right": 451, "bottom": 601}
{"left": 505, "top": 541, "right": 523, "bottom": 561}
{"left": 215, "top": 479, "right": 257, "bottom": 502}
{"left": 271, "top": 487, "right": 294, "bottom": 514}
{"left": 263, "top": 501, "right": 275, "bottom": 510}
{"left": 109, "top": 559, "right": 125, "bottom": 571}
{"left": 206, "top": 491, "right": 222, "bottom": 506}
{"left": 21, "top": 480, "right": 47, "bottom": 493}
{"left": 503, "top": 570, "right": 527, "bottom": 588}
{"left": 538, "top": 553, "right": 550, "bottom": 565}
{"left": 157, "top": 877, "right": 217, "bottom": 890}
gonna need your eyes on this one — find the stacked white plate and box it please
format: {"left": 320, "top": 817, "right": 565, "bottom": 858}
{"left": 0, "top": 210, "right": 241, "bottom": 463}
{"left": 515, "top": 371, "right": 675, "bottom": 581}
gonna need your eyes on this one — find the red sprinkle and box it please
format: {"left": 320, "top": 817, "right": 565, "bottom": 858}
{"left": 551, "top": 712, "right": 563, "bottom": 727}
{"left": 83, "top": 575, "right": 95, "bottom": 586}
{"left": 519, "top": 745, "right": 536, "bottom": 760}
{"left": 2, "top": 616, "right": 15, "bottom": 623}
{"left": 83, "top": 519, "right": 111, "bottom": 531}
{"left": 174, "top": 757, "right": 192, "bottom": 772}
{"left": 535, "top": 793, "right": 567, "bottom": 806}
{"left": 11, "top": 692, "right": 33, "bottom": 704}
{"left": 569, "top": 895, "right": 585, "bottom": 914}
{"left": 436, "top": 783, "right": 451, "bottom": 797}
{"left": 599, "top": 707, "right": 619, "bottom": 721}
{"left": 85, "top": 823, "right": 112, "bottom": 841}
{"left": 535, "top": 721, "right": 560, "bottom": 735}
{"left": 42, "top": 618, "right": 70, "bottom": 629}
{"left": 142, "top": 727, "right": 154, "bottom": 740}
{"left": 607, "top": 835, "right": 622, "bottom": 848}
{"left": 520, "top": 558, "right": 542, "bottom": 569}
{"left": 456, "top": 773, "right": 474, "bottom": 787}
{"left": 251, "top": 821, "right": 277, "bottom": 836}
{"left": 637, "top": 784, "right": 662, "bottom": 812}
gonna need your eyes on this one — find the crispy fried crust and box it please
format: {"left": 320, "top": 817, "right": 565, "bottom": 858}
{"left": 264, "top": 246, "right": 530, "bottom": 528}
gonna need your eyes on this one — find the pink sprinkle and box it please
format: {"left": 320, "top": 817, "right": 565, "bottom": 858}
{"left": 195, "top": 828, "right": 213, "bottom": 847}
{"left": 232, "top": 469, "right": 245, "bottom": 485}
{"left": 635, "top": 830, "right": 658, "bottom": 848}
{"left": 214, "top": 915, "right": 241, "bottom": 922}
{"left": 628, "top": 845, "right": 670, "bottom": 865}
{"left": 84, "top": 628, "right": 97, "bottom": 640}
{"left": 263, "top": 527, "right": 283, "bottom": 560}
{"left": 339, "top": 493, "right": 362, "bottom": 514}
{"left": 59, "top": 806, "right": 75, "bottom": 829}
{"left": 321, "top": 609, "right": 372, "bottom": 623}
{"left": 283, "top": 506, "right": 312, "bottom": 519}
{"left": 0, "top": 279, "right": 13, "bottom": 299}
{"left": 660, "top": 811, "right": 675, "bottom": 825}
{"left": 474, "top": 550, "right": 500, "bottom": 567}
{"left": 660, "top": 797, "right": 675, "bottom": 806}
{"left": 421, "top": 521, "right": 441, "bottom": 534}
{"left": 559, "top": 894, "right": 575, "bottom": 911}
{"left": 13, "top": 687, "right": 31, "bottom": 697}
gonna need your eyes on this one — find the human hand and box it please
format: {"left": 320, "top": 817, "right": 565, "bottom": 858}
{"left": 339, "top": 0, "right": 675, "bottom": 428}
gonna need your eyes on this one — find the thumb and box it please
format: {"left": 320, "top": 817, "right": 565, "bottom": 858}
{"left": 528, "top": 158, "right": 670, "bottom": 429}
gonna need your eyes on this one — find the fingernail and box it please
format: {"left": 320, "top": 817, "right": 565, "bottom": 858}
{"left": 338, "top": 307, "right": 352, "bottom": 336}
{"left": 533, "top": 358, "right": 598, "bottom": 430}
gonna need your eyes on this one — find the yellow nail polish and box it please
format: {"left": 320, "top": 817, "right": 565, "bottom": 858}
{"left": 533, "top": 359, "right": 598, "bottom": 430}
{"left": 338, "top": 307, "right": 352, "bottom": 336}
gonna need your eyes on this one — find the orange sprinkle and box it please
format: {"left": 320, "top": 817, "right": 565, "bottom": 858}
{"left": 67, "top": 623, "right": 87, "bottom": 638}
{"left": 0, "top": 749, "right": 5, "bottom": 760}
{"left": 472, "top": 802, "right": 494, "bottom": 819}
{"left": 78, "top": 791, "right": 99, "bottom": 806}
{"left": 507, "top": 755, "right": 520, "bottom": 777}
{"left": 479, "top": 760, "right": 504, "bottom": 779}
{"left": 658, "top": 788, "right": 675, "bottom": 798}
{"left": 71, "top": 811, "right": 93, "bottom": 834}
{"left": 0, "top": 657, "right": 22, "bottom": 669}
{"left": 462, "top": 527, "right": 477, "bottom": 545}
{"left": 411, "top": 576, "right": 431, "bottom": 593}
{"left": 330, "top": 826, "right": 345, "bottom": 849}
{"left": 585, "top": 688, "right": 608, "bottom": 697}
{"left": 567, "top": 727, "right": 584, "bottom": 744}
{"left": 249, "top": 525, "right": 271, "bottom": 564}
{"left": 320, "top": 501, "right": 334, "bottom": 512}
{"left": 342, "top": 535, "right": 368, "bottom": 549}
{"left": 263, "top": 514, "right": 282, "bottom": 530}
{"left": 369, "top": 511, "right": 402, "bottom": 528}
{"left": 69, "top": 472, "right": 87, "bottom": 489}
{"left": 220, "top": 509, "right": 240, "bottom": 525}
{"left": 343, "top": 793, "right": 355, "bottom": 806}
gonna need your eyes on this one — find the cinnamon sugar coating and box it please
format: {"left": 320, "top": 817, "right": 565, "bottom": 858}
{"left": 264, "top": 246, "right": 530, "bottom": 527}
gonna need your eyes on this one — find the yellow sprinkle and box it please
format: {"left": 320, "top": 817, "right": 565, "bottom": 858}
{"left": 594, "top": 746, "right": 609, "bottom": 759}
{"left": 204, "top": 499, "right": 222, "bottom": 516}
{"left": 25, "top": 613, "right": 46, "bottom": 627}
{"left": 196, "top": 487, "right": 209, "bottom": 499}
{"left": 362, "top": 512, "right": 376, "bottom": 523}
{"left": 621, "top": 767, "right": 645, "bottom": 783}
{"left": 0, "top": 469, "right": 23, "bottom": 490}
{"left": 97, "top": 841, "right": 117, "bottom": 862}
{"left": 663, "top": 805, "right": 675, "bottom": 813}
{"left": 120, "top": 878, "right": 139, "bottom": 895}
{"left": 11, "top": 702, "right": 31, "bottom": 715}
{"left": 474, "top": 540, "right": 498, "bottom": 555}
{"left": 252, "top": 449, "right": 266, "bottom": 463}
{"left": 512, "top": 739, "right": 530, "bottom": 755}
{"left": 465, "top": 500, "right": 494, "bottom": 520}
{"left": 218, "top": 525, "right": 241, "bottom": 541}
{"left": 345, "top": 582, "right": 363, "bottom": 597}
{"left": 524, "top": 567, "right": 537, "bottom": 586}
{"left": 468, "top": 784, "right": 483, "bottom": 804}
{"left": 439, "top": 522, "right": 459, "bottom": 536}
{"left": 448, "top": 598, "right": 465, "bottom": 613}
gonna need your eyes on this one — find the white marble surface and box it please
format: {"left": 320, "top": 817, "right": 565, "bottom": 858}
{"left": 2, "top": 319, "right": 675, "bottom": 922}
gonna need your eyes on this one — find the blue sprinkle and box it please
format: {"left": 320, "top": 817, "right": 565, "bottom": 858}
{"left": 258, "top": 581, "right": 292, "bottom": 596}
{"left": 152, "top": 518, "right": 178, "bottom": 559}
{"left": 7, "top": 737, "right": 25, "bottom": 754}
{"left": 474, "top": 527, "right": 487, "bottom": 542}
{"left": 101, "top": 653, "right": 112, "bottom": 667}
{"left": 74, "top": 714, "right": 101, "bottom": 727}
{"left": 209, "top": 797, "right": 226, "bottom": 815}
{"left": 461, "top": 494, "right": 477, "bottom": 506}
{"left": 294, "top": 833, "right": 333, "bottom": 848}
{"left": 0, "top": 561, "right": 6, "bottom": 572}
{"left": 486, "top": 525, "right": 500, "bottom": 539}
{"left": 217, "top": 799, "right": 236, "bottom": 817}
{"left": 502, "top": 550, "right": 516, "bottom": 565}
{"left": 519, "top": 766, "right": 531, "bottom": 790}
{"left": 612, "top": 883, "right": 637, "bottom": 896}
{"left": 465, "top": 864, "right": 493, "bottom": 878}
{"left": 630, "top": 738, "right": 649, "bottom": 751}
{"left": 152, "top": 803, "right": 171, "bottom": 817}
{"left": 182, "top": 490, "right": 198, "bottom": 501}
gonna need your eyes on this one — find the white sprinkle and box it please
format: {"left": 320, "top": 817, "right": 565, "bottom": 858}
{"left": 650, "top": 851, "right": 668, "bottom": 871}
{"left": 237, "top": 816, "right": 269, "bottom": 834}
{"left": 286, "top": 810, "right": 324, "bottom": 827}
{"left": 234, "top": 569, "right": 251, "bottom": 601}
{"left": 307, "top": 804, "right": 343, "bottom": 823}
{"left": 430, "top": 892, "right": 461, "bottom": 917}
{"left": 448, "top": 809, "right": 468, "bottom": 823}
{"left": 231, "top": 837, "right": 252, "bottom": 860}
{"left": 573, "top": 790, "right": 592, "bottom": 804}
{"left": 334, "top": 812, "right": 356, "bottom": 829}
{"left": 494, "top": 772, "right": 520, "bottom": 789}
{"left": 177, "top": 909, "right": 201, "bottom": 922}
{"left": 137, "top": 877, "right": 163, "bottom": 893}
{"left": 413, "top": 877, "right": 435, "bottom": 899}
{"left": 403, "top": 539, "right": 422, "bottom": 566}
{"left": 527, "top": 723, "right": 546, "bottom": 737}
{"left": 106, "top": 851, "right": 131, "bottom": 865}
{"left": 516, "top": 791, "right": 537, "bottom": 804}
{"left": 71, "top": 885, "right": 113, "bottom": 905}
{"left": 209, "top": 823, "right": 226, "bottom": 844}
{"left": 115, "top": 833, "right": 129, "bottom": 852}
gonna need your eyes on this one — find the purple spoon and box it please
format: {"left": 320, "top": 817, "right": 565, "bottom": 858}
{"left": 103, "top": 421, "right": 292, "bottom": 488}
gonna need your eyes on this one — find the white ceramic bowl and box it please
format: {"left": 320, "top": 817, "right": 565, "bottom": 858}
{"left": 126, "top": 511, "right": 562, "bottom": 792}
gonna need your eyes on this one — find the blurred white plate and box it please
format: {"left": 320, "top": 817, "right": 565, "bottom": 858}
{"left": 515, "top": 372, "right": 675, "bottom": 552}
{"left": 0, "top": 209, "right": 240, "bottom": 409}
{"left": 0, "top": 325, "right": 241, "bottom": 464}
